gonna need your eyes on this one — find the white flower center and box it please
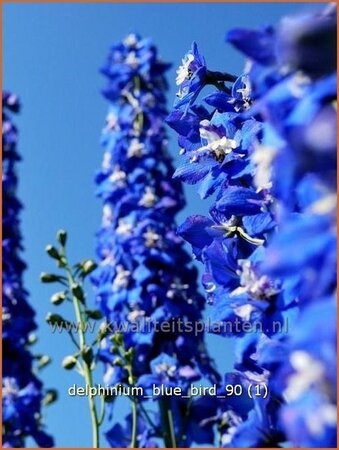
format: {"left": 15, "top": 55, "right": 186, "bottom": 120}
{"left": 143, "top": 228, "right": 162, "bottom": 248}
{"left": 167, "top": 279, "right": 189, "bottom": 298}
{"left": 102, "top": 204, "right": 114, "bottom": 227}
{"left": 284, "top": 351, "right": 324, "bottom": 402}
{"left": 232, "top": 260, "right": 279, "bottom": 300}
{"left": 236, "top": 75, "right": 252, "bottom": 101}
{"left": 2, "top": 308, "right": 11, "bottom": 322}
{"left": 195, "top": 120, "right": 237, "bottom": 161}
{"left": 112, "top": 265, "right": 131, "bottom": 291}
{"left": 104, "top": 112, "right": 119, "bottom": 132}
{"left": 125, "top": 52, "right": 139, "bottom": 69}
{"left": 155, "top": 362, "right": 176, "bottom": 377}
{"left": 252, "top": 143, "right": 277, "bottom": 192}
{"left": 123, "top": 34, "right": 138, "bottom": 47}
{"left": 116, "top": 219, "right": 133, "bottom": 236}
{"left": 127, "top": 139, "right": 145, "bottom": 158}
{"left": 2, "top": 378, "right": 18, "bottom": 398}
{"left": 128, "top": 310, "right": 146, "bottom": 322}
{"left": 176, "top": 53, "right": 195, "bottom": 86}
{"left": 138, "top": 187, "right": 158, "bottom": 208}
{"left": 109, "top": 165, "right": 127, "bottom": 186}
{"left": 102, "top": 152, "right": 112, "bottom": 171}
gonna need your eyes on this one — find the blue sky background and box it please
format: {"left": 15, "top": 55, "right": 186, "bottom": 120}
{"left": 3, "top": 2, "right": 324, "bottom": 447}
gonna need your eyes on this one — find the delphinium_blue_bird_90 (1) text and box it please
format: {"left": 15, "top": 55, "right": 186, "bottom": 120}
{"left": 91, "top": 34, "right": 222, "bottom": 448}
{"left": 167, "top": 3, "right": 337, "bottom": 448}
{"left": 2, "top": 92, "right": 55, "bottom": 448}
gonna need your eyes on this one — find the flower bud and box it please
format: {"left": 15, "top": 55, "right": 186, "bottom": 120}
{"left": 28, "top": 333, "right": 38, "bottom": 345}
{"left": 125, "top": 347, "right": 135, "bottom": 362}
{"left": 109, "top": 345, "right": 119, "bottom": 355}
{"left": 86, "top": 309, "right": 102, "bottom": 320}
{"left": 113, "top": 357, "right": 124, "bottom": 367}
{"left": 57, "top": 229, "right": 67, "bottom": 246}
{"left": 111, "top": 332, "right": 123, "bottom": 347}
{"left": 71, "top": 283, "right": 84, "bottom": 302}
{"left": 82, "top": 346, "right": 94, "bottom": 366}
{"left": 98, "top": 322, "right": 110, "bottom": 341}
{"left": 81, "top": 259, "right": 98, "bottom": 276}
{"left": 46, "top": 312, "right": 70, "bottom": 329}
{"left": 37, "top": 355, "right": 51, "bottom": 369}
{"left": 45, "top": 245, "right": 60, "bottom": 260}
{"left": 40, "top": 272, "right": 62, "bottom": 283}
{"left": 51, "top": 291, "right": 67, "bottom": 305}
{"left": 43, "top": 389, "right": 58, "bottom": 406}
{"left": 62, "top": 355, "right": 77, "bottom": 370}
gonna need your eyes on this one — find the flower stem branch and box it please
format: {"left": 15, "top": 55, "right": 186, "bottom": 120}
{"left": 64, "top": 263, "right": 101, "bottom": 449}
{"left": 159, "top": 397, "right": 177, "bottom": 448}
{"left": 42, "top": 232, "right": 103, "bottom": 448}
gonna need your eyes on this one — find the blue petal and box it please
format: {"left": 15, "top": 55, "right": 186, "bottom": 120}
{"left": 216, "top": 186, "right": 263, "bottom": 216}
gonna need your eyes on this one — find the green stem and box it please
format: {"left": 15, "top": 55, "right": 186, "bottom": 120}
{"left": 98, "top": 395, "right": 106, "bottom": 426}
{"left": 125, "top": 362, "right": 138, "bottom": 448}
{"left": 178, "top": 394, "right": 193, "bottom": 446}
{"left": 159, "top": 397, "right": 177, "bottom": 448}
{"left": 138, "top": 402, "right": 158, "bottom": 432}
{"left": 131, "top": 397, "right": 138, "bottom": 448}
{"left": 66, "top": 266, "right": 100, "bottom": 448}
{"left": 84, "top": 364, "right": 100, "bottom": 448}
{"left": 67, "top": 330, "right": 80, "bottom": 350}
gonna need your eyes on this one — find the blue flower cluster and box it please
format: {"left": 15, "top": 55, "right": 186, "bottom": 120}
{"left": 167, "top": 4, "right": 336, "bottom": 448}
{"left": 92, "top": 34, "right": 220, "bottom": 447}
{"left": 2, "top": 92, "right": 54, "bottom": 448}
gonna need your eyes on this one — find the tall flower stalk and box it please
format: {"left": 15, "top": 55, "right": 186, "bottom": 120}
{"left": 168, "top": 4, "right": 336, "bottom": 448}
{"left": 2, "top": 92, "right": 54, "bottom": 448}
{"left": 92, "top": 34, "right": 220, "bottom": 448}
{"left": 41, "top": 230, "right": 104, "bottom": 448}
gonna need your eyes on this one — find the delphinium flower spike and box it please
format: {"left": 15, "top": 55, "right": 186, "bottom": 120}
{"left": 92, "top": 34, "right": 220, "bottom": 448}
{"left": 2, "top": 92, "right": 55, "bottom": 448}
{"left": 168, "top": 4, "right": 336, "bottom": 448}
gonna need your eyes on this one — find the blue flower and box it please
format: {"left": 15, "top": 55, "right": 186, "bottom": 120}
{"left": 174, "top": 42, "right": 207, "bottom": 110}
{"left": 106, "top": 413, "right": 159, "bottom": 448}
{"left": 278, "top": 297, "right": 336, "bottom": 448}
{"left": 92, "top": 35, "right": 219, "bottom": 447}
{"left": 2, "top": 92, "right": 54, "bottom": 447}
{"left": 138, "top": 353, "right": 178, "bottom": 394}
{"left": 169, "top": 4, "right": 336, "bottom": 447}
